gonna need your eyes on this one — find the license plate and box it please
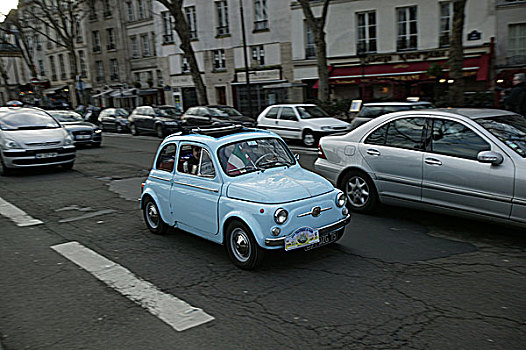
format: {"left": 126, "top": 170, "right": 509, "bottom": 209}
{"left": 35, "top": 152, "right": 58, "bottom": 159}
{"left": 75, "top": 135, "right": 91, "bottom": 140}
{"left": 304, "top": 231, "right": 338, "bottom": 251}
{"left": 285, "top": 227, "right": 319, "bottom": 251}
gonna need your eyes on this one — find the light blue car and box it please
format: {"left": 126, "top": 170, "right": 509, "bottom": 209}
{"left": 140, "top": 126, "right": 351, "bottom": 269}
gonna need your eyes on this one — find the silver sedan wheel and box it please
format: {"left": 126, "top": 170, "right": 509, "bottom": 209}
{"left": 303, "top": 132, "right": 315, "bottom": 147}
{"left": 230, "top": 227, "right": 252, "bottom": 263}
{"left": 346, "top": 175, "right": 370, "bottom": 208}
{"left": 145, "top": 202, "right": 160, "bottom": 229}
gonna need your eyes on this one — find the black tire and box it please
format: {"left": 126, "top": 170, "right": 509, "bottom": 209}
{"left": 130, "top": 123, "right": 139, "bottom": 136}
{"left": 92, "top": 142, "right": 102, "bottom": 148}
{"left": 116, "top": 123, "right": 123, "bottom": 133}
{"left": 62, "top": 161, "right": 74, "bottom": 171}
{"left": 339, "top": 170, "right": 378, "bottom": 213}
{"left": 0, "top": 156, "right": 13, "bottom": 176}
{"left": 156, "top": 124, "right": 165, "bottom": 138}
{"left": 225, "top": 221, "right": 264, "bottom": 270}
{"left": 143, "top": 197, "right": 168, "bottom": 235}
{"left": 302, "top": 130, "right": 316, "bottom": 147}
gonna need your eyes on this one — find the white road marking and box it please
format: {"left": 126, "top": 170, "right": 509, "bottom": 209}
{"left": 58, "top": 209, "right": 116, "bottom": 223}
{"left": 0, "top": 197, "right": 43, "bottom": 227}
{"left": 51, "top": 241, "right": 214, "bottom": 331}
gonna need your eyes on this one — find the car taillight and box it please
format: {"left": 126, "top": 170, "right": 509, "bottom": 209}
{"left": 141, "top": 183, "right": 145, "bottom": 193}
{"left": 317, "top": 142, "right": 327, "bottom": 159}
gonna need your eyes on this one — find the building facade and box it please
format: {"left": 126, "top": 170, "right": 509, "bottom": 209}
{"left": 291, "top": 0, "right": 498, "bottom": 105}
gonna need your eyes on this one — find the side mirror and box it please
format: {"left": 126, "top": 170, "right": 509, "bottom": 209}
{"left": 204, "top": 114, "right": 212, "bottom": 121}
{"left": 477, "top": 151, "right": 503, "bottom": 165}
{"left": 294, "top": 153, "right": 300, "bottom": 161}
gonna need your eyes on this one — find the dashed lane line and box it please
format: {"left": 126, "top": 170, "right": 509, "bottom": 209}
{"left": 0, "top": 197, "right": 43, "bottom": 227}
{"left": 51, "top": 241, "right": 215, "bottom": 331}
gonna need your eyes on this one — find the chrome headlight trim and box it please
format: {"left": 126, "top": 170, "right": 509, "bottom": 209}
{"left": 3, "top": 139, "right": 23, "bottom": 149}
{"left": 336, "top": 192, "right": 346, "bottom": 207}
{"left": 274, "top": 208, "right": 288, "bottom": 225}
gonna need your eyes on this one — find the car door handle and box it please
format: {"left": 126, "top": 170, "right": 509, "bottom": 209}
{"left": 366, "top": 149, "right": 381, "bottom": 156}
{"left": 425, "top": 158, "right": 442, "bottom": 166}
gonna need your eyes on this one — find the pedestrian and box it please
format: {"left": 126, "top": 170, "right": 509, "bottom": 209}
{"left": 504, "top": 73, "right": 526, "bottom": 116}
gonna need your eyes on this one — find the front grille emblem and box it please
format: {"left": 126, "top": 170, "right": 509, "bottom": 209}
{"left": 311, "top": 206, "right": 321, "bottom": 217}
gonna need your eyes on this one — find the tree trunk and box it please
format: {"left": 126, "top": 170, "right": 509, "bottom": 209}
{"left": 448, "top": 0, "right": 467, "bottom": 107}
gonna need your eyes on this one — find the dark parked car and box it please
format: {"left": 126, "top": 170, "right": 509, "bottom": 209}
{"left": 98, "top": 108, "right": 130, "bottom": 133}
{"left": 350, "top": 101, "right": 433, "bottom": 130}
{"left": 181, "top": 105, "right": 256, "bottom": 127}
{"left": 47, "top": 110, "right": 102, "bottom": 147}
{"left": 128, "top": 106, "right": 183, "bottom": 138}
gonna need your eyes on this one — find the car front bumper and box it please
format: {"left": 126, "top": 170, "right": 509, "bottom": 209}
{"left": 2, "top": 146, "right": 76, "bottom": 168}
{"left": 265, "top": 214, "right": 351, "bottom": 247}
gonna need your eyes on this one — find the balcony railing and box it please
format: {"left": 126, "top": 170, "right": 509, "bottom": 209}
{"left": 189, "top": 30, "right": 198, "bottom": 40}
{"left": 305, "top": 46, "right": 316, "bottom": 59}
{"left": 110, "top": 74, "right": 119, "bottom": 81}
{"left": 216, "top": 26, "right": 229, "bottom": 36}
{"left": 254, "top": 20, "right": 268, "bottom": 31}
{"left": 163, "top": 34, "right": 174, "bottom": 44}
{"left": 51, "top": 74, "right": 57, "bottom": 81}
{"left": 93, "top": 45, "right": 101, "bottom": 52}
{"left": 107, "top": 44, "right": 115, "bottom": 50}
{"left": 96, "top": 76, "right": 104, "bottom": 82}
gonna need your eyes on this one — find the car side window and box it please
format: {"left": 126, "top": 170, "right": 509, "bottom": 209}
{"left": 187, "top": 107, "right": 197, "bottom": 115}
{"left": 430, "top": 119, "right": 490, "bottom": 160}
{"left": 156, "top": 143, "right": 177, "bottom": 172}
{"left": 365, "top": 123, "right": 389, "bottom": 145}
{"left": 385, "top": 117, "right": 426, "bottom": 150}
{"left": 279, "top": 107, "right": 297, "bottom": 121}
{"left": 265, "top": 107, "right": 279, "bottom": 119}
{"left": 177, "top": 144, "right": 216, "bottom": 178}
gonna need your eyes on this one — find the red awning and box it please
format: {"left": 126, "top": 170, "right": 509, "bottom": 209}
{"left": 312, "top": 54, "right": 490, "bottom": 88}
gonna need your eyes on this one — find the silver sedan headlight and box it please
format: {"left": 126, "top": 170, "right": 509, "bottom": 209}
{"left": 336, "top": 192, "right": 346, "bottom": 207}
{"left": 274, "top": 208, "right": 288, "bottom": 225}
{"left": 64, "top": 134, "right": 74, "bottom": 145}
{"left": 3, "top": 139, "right": 23, "bottom": 149}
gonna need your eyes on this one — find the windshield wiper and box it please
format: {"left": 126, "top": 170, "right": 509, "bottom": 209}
{"left": 258, "top": 160, "right": 291, "bottom": 168}
{"left": 226, "top": 166, "right": 258, "bottom": 174}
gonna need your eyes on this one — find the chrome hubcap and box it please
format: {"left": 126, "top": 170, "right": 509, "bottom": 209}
{"left": 346, "top": 176, "right": 369, "bottom": 208}
{"left": 303, "top": 133, "right": 315, "bottom": 146}
{"left": 145, "top": 202, "right": 160, "bottom": 228}
{"left": 231, "top": 228, "right": 251, "bottom": 263}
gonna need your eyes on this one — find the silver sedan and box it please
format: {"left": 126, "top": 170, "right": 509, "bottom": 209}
{"left": 314, "top": 109, "right": 526, "bottom": 227}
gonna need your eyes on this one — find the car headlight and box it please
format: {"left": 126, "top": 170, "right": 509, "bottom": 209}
{"left": 164, "top": 121, "right": 179, "bottom": 126}
{"left": 336, "top": 192, "right": 346, "bottom": 207}
{"left": 3, "top": 139, "right": 23, "bottom": 149}
{"left": 321, "top": 126, "right": 333, "bottom": 130}
{"left": 64, "top": 134, "right": 74, "bottom": 145}
{"left": 94, "top": 129, "right": 102, "bottom": 133}
{"left": 274, "top": 208, "right": 288, "bottom": 225}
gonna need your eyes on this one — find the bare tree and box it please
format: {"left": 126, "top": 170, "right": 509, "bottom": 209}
{"left": 448, "top": 0, "right": 467, "bottom": 106}
{"left": 17, "top": 0, "right": 88, "bottom": 106}
{"left": 297, "top": 0, "right": 331, "bottom": 102}
{"left": 156, "top": 0, "right": 209, "bottom": 105}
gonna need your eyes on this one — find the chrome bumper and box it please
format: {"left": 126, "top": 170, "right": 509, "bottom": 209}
{"left": 265, "top": 214, "right": 351, "bottom": 247}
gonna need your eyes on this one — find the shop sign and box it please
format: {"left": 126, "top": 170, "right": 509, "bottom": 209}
{"left": 467, "top": 30, "right": 481, "bottom": 41}
{"left": 172, "top": 75, "right": 194, "bottom": 87}
{"left": 364, "top": 50, "right": 449, "bottom": 64}
{"left": 236, "top": 69, "right": 281, "bottom": 83}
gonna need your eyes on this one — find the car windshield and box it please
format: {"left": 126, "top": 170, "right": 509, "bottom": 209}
{"left": 114, "top": 108, "right": 129, "bottom": 116}
{"left": 297, "top": 106, "right": 330, "bottom": 119}
{"left": 218, "top": 137, "right": 295, "bottom": 176}
{"left": 155, "top": 107, "right": 182, "bottom": 118}
{"left": 49, "top": 111, "right": 84, "bottom": 122}
{"left": 208, "top": 106, "right": 243, "bottom": 117}
{"left": 476, "top": 114, "right": 526, "bottom": 158}
{"left": 0, "top": 111, "right": 61, "bottom": 130}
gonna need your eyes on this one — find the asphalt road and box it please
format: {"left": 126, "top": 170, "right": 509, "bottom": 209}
{"left": 1, "top": 133, "right": 525, "bottom": 350}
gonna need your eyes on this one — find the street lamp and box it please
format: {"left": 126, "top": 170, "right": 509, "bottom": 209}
{"left": 239, "top": 0, "right": 254, "bottom": 119}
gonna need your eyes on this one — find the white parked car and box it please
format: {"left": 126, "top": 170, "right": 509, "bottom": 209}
{"left": 257, "top": 104, "right": 351, "bottom": 147}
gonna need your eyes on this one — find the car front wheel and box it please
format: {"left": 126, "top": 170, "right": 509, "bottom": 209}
{"left": 116, "top": 123, "right": 123, "bottom": 133}
{"left": 302, "top": 130, "right": 316, "bottom": 147}
{"left": 156, "top": 125, "right": 165, "bottom": 138}
{"left": 130, "top": 123, "right": 139, "bottom": 136}
{"left": 143, "top": 197, "right": 168, "bottom": 234}
{"left": 225, "top": 221, "right": 264, "bottom": 270}
{"left": 340, "top": 170, "right": 378, "bottom": 213}
{"left": 0, "top": 156, "right": 13, "bottom": 176}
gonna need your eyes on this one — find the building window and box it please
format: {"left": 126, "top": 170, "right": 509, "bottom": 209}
{"left": 397, "top": 6, "right": 418, "bottom": 51}
{"left": 137, "top": 0, "right": 146, "bottom": 20}
{"left": 508, "top": 23, "right": 526, "bottom": 65}
{"left": 92, "top": 31, "right": 101, "bottom": 52}
{"left": 213, "top": 49, "right": 226, "bottom": 70}
{"left": 96, "top": 60, "right": 104, "bottom": 82}
{"left": 439, "top": 2, "right": 452, "bottom": 48}
{"left": 251, "top": 45, "right": 264, "bottom": 65}
{"left": 156, "top": 69, "right": 163, "bottom": 86}
{"left": 141, "top": 34, "right": 151, "bottom": 57}
{"left": 110, "top": 59, "right": 119, "bottom": 81}
{"left": 106, "top": 28, "right": 116, "bottom": 50}
{"left": 50, "top": 56, "right": 57, "bottom": 81}
{"left": 38, "top": 59, "right": 45, "bottom": 77}
{"left": 162, "top": 11, "right": 174, "bottom": 43}
{"left": 127, "top": 1, "right": 135, "bottom": 22}
{"left": 185, "top": 6, "right": 197, "bottom": 39}
{"left": 216, "top": 1, "right": 229, "bottom": 36}
{"left": 182, "top": 56, "right": 190, "bottom": 73}
{"left": 89, "top": 0, "right": 97, "bottom": 20}
{"left": 305, "top": 23, "right": 316, "bottom": 59}
{"left": 254, "top": 0, "right": 268, "bottom": 30}
{"left": 58, "top": 54, "right": 66, "bottom": 80}
{"left": 130, "top": 35, "right": 139, "bottom": 58}
{"left": 357, "top": 11, "right": 377, "bottom": 53}
{"left": 103, "top": 0, "right": 111, "bottom": 17}
{"left": 151, "top": 31, "right": 156, "bottom": 56}
{"left": 79, "top": 50, "right": 87, "bottom": 78}
{"left": 75, "top": 19, "right": 83, "bottom": 43}
{"left": 135, "top": 72, "right": 141, "bottom": 82}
